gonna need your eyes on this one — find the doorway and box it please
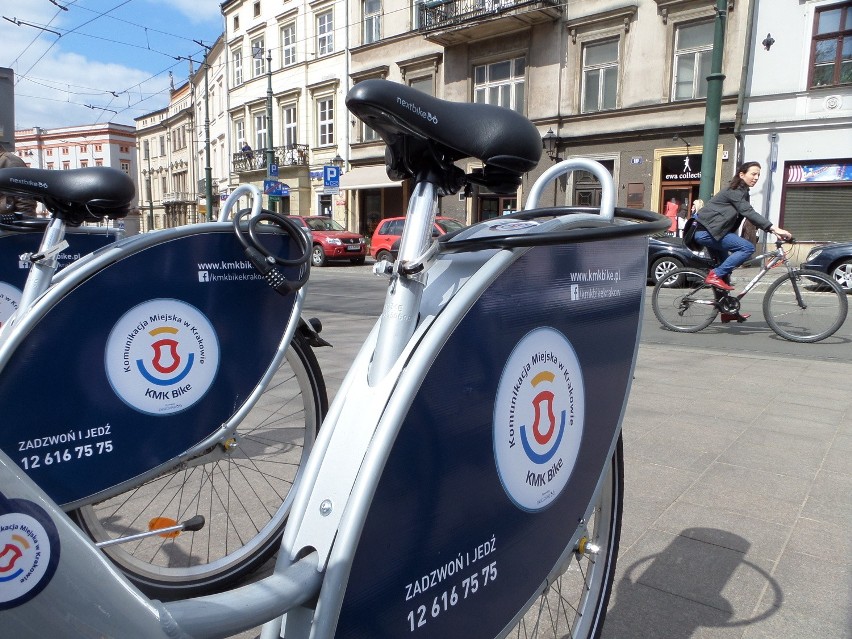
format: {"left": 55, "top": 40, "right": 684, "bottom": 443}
{"left": 660, "top": 186, "right": 695, "bottom": 237}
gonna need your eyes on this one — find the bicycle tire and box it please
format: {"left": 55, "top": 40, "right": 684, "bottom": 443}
{"left": 505, "top": 436, "right": 623, "bottom": 639}
{"left": 762, "top": 269, "right": 848, "bottom": 343}
{"left": 651, "top": 267, "right": 718, "bottom": 332}
{"left": 70, "top": 332, "right": 327, "bottom": 600}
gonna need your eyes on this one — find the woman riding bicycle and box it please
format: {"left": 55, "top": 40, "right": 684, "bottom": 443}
{"left": 694, "top": 161, "right": 791, "bottom": 320}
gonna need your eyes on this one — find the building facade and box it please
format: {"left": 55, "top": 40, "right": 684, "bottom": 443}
{"left": 222, "top": 0, "right": 350, "bottom": 218}
{"left": 740, "top": 0, "right": 852, "bottom": 256}
{"left": 135, "top": 81, "right": 199, "bottom": 231}
{"left": 14, "top": 122, "right": 140, "bottom": 231}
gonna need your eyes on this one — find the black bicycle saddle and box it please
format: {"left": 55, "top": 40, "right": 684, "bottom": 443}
{"left": 0, "top": 166, "right": 135, "bottom": 225}
{"left": 346, "top": 79, "right": 542, "bottom": 194}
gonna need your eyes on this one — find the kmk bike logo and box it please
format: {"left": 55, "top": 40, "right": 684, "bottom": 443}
{"left": 0, "top": 493, "right": 60, "bottom": 610}
{"left": 494, "top": 327, "right": 585, "bottom": 512}
{"left": 105, "top": 299, "right": 220, "bottom": 415}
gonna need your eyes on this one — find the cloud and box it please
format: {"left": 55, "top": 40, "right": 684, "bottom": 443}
{"left": 1, "top": 0, "right": 218, "bottom": 129}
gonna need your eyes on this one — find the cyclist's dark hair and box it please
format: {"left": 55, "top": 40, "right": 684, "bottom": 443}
{"left": 730, "top": 161, "right": 761, "bottom": 190}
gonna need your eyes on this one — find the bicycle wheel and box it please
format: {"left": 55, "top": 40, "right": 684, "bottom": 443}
{"left": 71, "top": 332, "right": 327, "bottom": 600}
{"left": 762, "top": 269, "right": 848, "bottom": 343}
{"left": 652, "top": 267, "right": 718, "bottom": 332}
{"left": 505, "top": 436, "right": 624, "bottom": 639}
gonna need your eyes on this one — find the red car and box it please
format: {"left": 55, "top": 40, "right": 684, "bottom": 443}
{"left": 370, "top": 216, "right": 466, "bottom": 261}
{"left": 287, "top": 216, "right": 367, "bottom": 266}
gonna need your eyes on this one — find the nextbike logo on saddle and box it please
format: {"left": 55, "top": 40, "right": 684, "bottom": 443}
{"left": 0, "top": 282, "right": 22, "bottom": 330}
{"left": 493, "top": 327, "right": 584, "bottom": 512}
{"left": 396, "top": 97, "right": 438, "bottom": 124}
{"left": 105, "top": 299, "right": 220, "bottom": 415}
{"left": 0, "top": 492, "right": 60, "bottom": 610}
{"left": 8, "top": 177, "right": 48, "bottom": 190}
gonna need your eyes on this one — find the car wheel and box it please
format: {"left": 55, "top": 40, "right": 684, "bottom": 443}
{"left": 375, "top": 250, "right": 393, "bottom": 263}
{"left": 350, "top": 256, "right": 365, "bottom": 265}
{"left": 651, "top": 256, "right": 684, "bottom": 286}
{"left": 831, "top": 259, "right": 852, "bottom": 293}
{"left": 311, "top": 245, "right": 327, "bottom": 267}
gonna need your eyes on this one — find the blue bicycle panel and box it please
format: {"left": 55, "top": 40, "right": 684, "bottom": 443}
{"left": 0, "top": 231, "right": 119, "bottom": 327}
{"left": 0, "top": 229, "right": 301, "bottom": 506}
{"left": 336, "top": 237, "right": 645, "bottom": 638}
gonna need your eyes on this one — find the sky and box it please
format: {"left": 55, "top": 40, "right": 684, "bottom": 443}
{"left": 1, "top": 0, "right": 223, "bottom": 131}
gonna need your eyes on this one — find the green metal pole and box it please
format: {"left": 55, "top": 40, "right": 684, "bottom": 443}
{"left": 204, "top": 58, "right": 213, "bottom": 222}
{"left": 266, "top": 50, "right": 275, "bottom": 213}
{"left": 698, "top": 0, "right": 728, "bottom": 202}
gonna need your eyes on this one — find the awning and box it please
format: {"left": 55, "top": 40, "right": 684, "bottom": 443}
{"left": 339, "top": 165, "right": 401, "bottom": 190}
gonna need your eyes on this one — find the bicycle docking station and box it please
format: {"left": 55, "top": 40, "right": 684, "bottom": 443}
{"left": 0, "top": 82, "right": 671, "bottom": 639}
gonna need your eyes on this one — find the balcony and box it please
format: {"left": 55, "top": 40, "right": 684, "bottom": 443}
{"left": 232, "top": 144, "right": 310, "bottom": 174}
{"left": 162, "top": 191, "right": 195, "bottom": 204}
{"left": 418, "top": 0, "right": 561, "bottom": 45}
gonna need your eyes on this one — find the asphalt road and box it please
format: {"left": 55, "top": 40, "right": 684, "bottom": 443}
{"left": 303, "top": 261, "right": 852, "bottom": 363}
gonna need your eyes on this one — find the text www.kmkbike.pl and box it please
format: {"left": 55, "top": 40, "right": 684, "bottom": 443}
{"left": 567, "top": 268, "right": 621, "bottom": 301}
{"left": 197, "top": 260, "right": 263, "bottom": 283}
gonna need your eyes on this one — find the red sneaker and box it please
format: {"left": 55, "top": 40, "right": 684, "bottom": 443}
{"left": 705, "top": 270, "right": 734, "bottom": 291}
{"left": 720, "top": 312, "right": 750, "bottom": 323}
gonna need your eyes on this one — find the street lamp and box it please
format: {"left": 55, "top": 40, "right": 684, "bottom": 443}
{"left": 331, "top": 153, "right": 344, "bottom": 170}
{"left": 542, "top": 128, "right": 560, "bottom": 161}
{"left": 144, "top": 141, "right": 154, "bottom": 231}
{"left": 672, "top": 134, "right": 691, "bottom": 156}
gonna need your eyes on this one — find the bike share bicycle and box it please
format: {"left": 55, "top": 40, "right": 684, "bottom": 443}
{"left": 1, "top": 81, "right": 669, "bottom": 638}
{"left": 0, "top": 167, "right": 328, "bottom": 599}
{"left": 652, "top": 238, "right": 847, "bottom": 343}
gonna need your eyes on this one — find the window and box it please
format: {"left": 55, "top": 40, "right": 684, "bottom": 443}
{"left": 409, "top": 75, "right": 433, "bottom": 95}
{"left": 79, "top": 145, "right": 87, "bottom": 152}
{"left": 282, "top": 104, "right": 298, "bottom": 147}
{"left": 80, "top": 159, "right": 88, "bottom": 168}
{"left": 233, "top": 49, "right": 243, "bottom": 85}
{"left": 120, "top": 161, "right": 130, "bottom": 174}
{"left": 159, "top": 135, "right": 166, "bottom": 156}
{"left": 95, "top": 144, "right": 102, "bottom": 151}
{"left": 95, "top": 159, "right": 103, "bottom": 167}
{"left": 46, "top": 149, "right": 53, "bottom": 156}
{"left": 233, "top": 15, "right": 239, "bottom": 31}
{"left": 252, "top": 38, "right": 266, "bottom": 77}
{"left": 120, "top": 145, "right": 129, "bottom": 153}
{"left": 62, "top": 162, "right": 70, "bottom": 170}
{"left": 253, "top": 1, "right": 261, "bottom": 17}
{"left": 672, "top": 21, "right": 713, "bottom": 100}
{"left": 317, "top": 97, "right": 334, "bottom": 146}
{"left": 46, "top": 162, "right": 54, "bottom": 170}
{"left": 254, "top": 112, "right": 268, "bottom": 150}
{"left": 582, "top": 39, "right": 618, "bottom": 113}
{"left": 161, "top": 176, "right": 167, "bottom": 195}
{"left": 317, "top": 11, "right": 334, "bottom": 56}
{"left": 234, "top": 119, "right": 246, "bottom": 147}
{"left": 62, "top": 147, "right": 69, "bottom": 154}
{"left": 281, "top": 22, "right": 297, "bottom": 66}
{"left": 810, "top": 2, "right": 852, "bottom": 87}
{"left": 473, "top": 57, "right": 526, "bottom": 112}
{"left": 364, "top": 0, "right": 381, "bottom": 44}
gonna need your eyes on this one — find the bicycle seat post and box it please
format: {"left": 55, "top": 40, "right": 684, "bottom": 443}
{"left": 369, "top": 180, "right": 438, "bottom": 384}
{"left": 13, "top": 217, "right": 67, "bottom": 326}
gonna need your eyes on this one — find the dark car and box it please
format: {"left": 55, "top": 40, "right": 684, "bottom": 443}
{"left": 647, "top": 235, "right": 715, "bottom": 286}
{"left": 286, "top": 215, "right": 367, "bottom": 266}
{"left": 801, "top": 241, "right": 852, "bottom": 293}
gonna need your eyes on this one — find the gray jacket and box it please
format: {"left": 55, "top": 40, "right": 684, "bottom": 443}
{"left": 695, "top": 185, "right": 772, "bottom": 241}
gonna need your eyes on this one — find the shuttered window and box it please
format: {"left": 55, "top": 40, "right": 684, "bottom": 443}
{"left": 782, "top": 185, "right": 852, "bottom": 240}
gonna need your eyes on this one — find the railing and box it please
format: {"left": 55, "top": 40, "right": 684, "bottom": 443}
{"left": 232, "top": 144, "right": 310, "bottom": 173}
{"left": 418, "top": 0, "right": 558, "bottom": 31}
{"left": 162, "top": 191, "right": 195, "bottom": 203}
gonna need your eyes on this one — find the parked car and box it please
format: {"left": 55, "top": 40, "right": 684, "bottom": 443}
{"left": 370, "top": 216, "right": 467, "bottom": 262}
{"left": 647, "top": 234, "right": 715, "bottom": 286}
{"left": 286, "top": 216, "right": 367, "bottom": 267}
{"left": 801, "top": 241, "right": 852, "bottom": 293}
